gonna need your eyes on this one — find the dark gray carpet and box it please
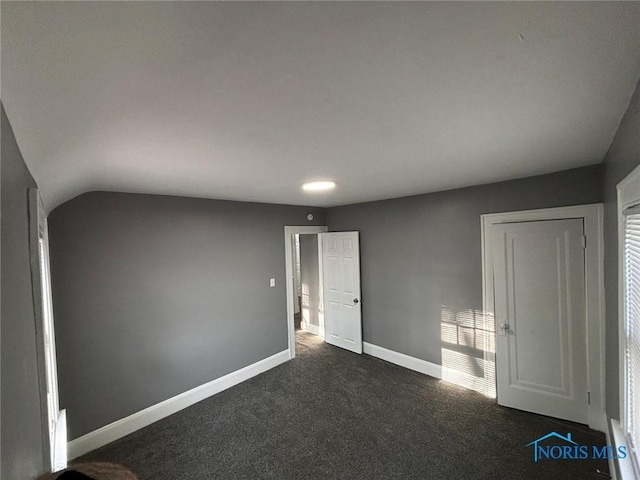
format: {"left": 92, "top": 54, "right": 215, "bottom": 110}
{"left": 77, "top": 331, "right": 609, "bottom": 479}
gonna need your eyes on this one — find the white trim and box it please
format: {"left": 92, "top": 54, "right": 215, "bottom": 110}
{"left": 606, "top": 429, "right": 619, "bottom": 480}
{"left": 29, "top": 189, "right": 66, "bottom": 470}
{"left": 608, "top": 420, "right": 620, "bottom": 480}
{"left": 53, "top": 410, "right": 67, "bottom": 472}
{"left": 618, "top": 162, "right": 640, "bottom": 475}
{"left": 482, "top": 203, "right": 606, "bottom": 432}
{"left": 611, "top": 418, "right": 637, "bottom": 480}
{"left": 618, "top": 164, "right": 640, "bottom": 422}
{"left": 363, "top": 342, "right": 491, "bottom": 393}
{"left": 284, "top": 226, "right": 328, "bottom": 359}
{"left": 67, "top": 349, "right": 289, "bottom": 460}
{"left": 617, "top": 161, "right": 640, "bottom": 208}
{"left": 363, "top": 342, "right": 441, "bottom": 378}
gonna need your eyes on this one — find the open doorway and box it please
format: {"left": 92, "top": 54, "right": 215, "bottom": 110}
{"left": 293, "top": 233, "right": 325, "bottom": 355}
{"left": 293, "top": 233, "right": 323, "bottom": 336}
{"left": 284, "top": 226, "right": 327, "bottom": 358}
{"left": 284, "top": 227, "right": 364, "bottom": 359}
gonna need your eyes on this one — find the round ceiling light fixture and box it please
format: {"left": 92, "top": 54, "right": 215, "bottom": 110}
{"left": 302, "top": 180, "right": 336, "bottom": 192}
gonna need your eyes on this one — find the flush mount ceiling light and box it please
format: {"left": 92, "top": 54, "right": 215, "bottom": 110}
{"left": 302, "top": 180, "right": 336, "bottom": 192}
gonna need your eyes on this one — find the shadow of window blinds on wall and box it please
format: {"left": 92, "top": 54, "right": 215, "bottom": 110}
{"left": 440, "top": 305, "right": 496, "bottom": 397}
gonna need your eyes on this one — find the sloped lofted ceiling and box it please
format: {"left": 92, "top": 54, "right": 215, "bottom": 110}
{"left": 2, "top": 2, "right": 640, "bottom": 210}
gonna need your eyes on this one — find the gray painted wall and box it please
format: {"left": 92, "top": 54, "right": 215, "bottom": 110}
{"left": 602, "top": 78, "right": 640, "bottom": 420}
{"left": 1, "top": 105, "right": 46, "bottom": 479}
{"left": 300, "top": 234, "right": 320, "bottom": 330}
{"left": 326, "top": 165, "right": 602, "bottom": 369}
{"left": 48, "top": 192, "right": 325, "bottom": 439}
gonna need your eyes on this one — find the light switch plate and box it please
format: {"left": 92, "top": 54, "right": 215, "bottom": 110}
{"left": 270, "top": 278, "right": 276, "bottom": 287}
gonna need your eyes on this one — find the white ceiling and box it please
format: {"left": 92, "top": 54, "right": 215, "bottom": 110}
{"left": 3, "top": 2, "right": 640, "bottom": 210}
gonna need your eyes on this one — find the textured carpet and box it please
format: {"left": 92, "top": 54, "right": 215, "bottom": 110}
{"left": 77, "top": 331, "right": 609, "bottom": 479}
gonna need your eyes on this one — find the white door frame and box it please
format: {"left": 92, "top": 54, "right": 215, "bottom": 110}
{"left": 28, "top": 189, "right": 67, "bottom": 471}
{"left": 284, "top": 226, "right": 328, "bottom": 359}
{"left": 618, "top": 163, "right": 640, "bottom": 426}
{"left": 481, "top": 203, "right": 605, "bottom": 432}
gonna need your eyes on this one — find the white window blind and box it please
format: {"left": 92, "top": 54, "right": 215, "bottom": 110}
{"left": 625, "top": 208, "right": 640, "bottom": 470}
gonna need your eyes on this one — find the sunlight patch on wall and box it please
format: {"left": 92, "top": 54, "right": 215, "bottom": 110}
{"left": 301, "top": 282, "right": 310, "bottom": 328}
{"left": 441, "top": 306, "right": 496, "bottom": 398}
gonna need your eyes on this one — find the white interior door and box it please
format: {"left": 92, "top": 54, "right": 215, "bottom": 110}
{"left": 492, "top": 218, "right": 588, "bottom": 424}
{"left": 321, "top": 232, "right": 362, "bottom": 354}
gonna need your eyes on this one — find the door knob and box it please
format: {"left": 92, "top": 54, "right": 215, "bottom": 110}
{"left": 353, "top": 298, "right": 359, "bottom": 304}
{"left": 499, "top": 322, "right": 510, "bottom": 336}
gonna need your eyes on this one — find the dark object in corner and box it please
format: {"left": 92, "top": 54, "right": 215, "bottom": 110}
{"left": 58, "top": 472, "right": 95, "bottom": 480}
{"left": 35, "top": 463, "right": 137, "bottom": 480}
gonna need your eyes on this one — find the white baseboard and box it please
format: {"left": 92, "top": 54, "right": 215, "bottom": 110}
{"left": 363, "top": 342, "right": 495, "bottom": 397}
{"left": 363, "top": 342, "right": 442, "bottom": 378}
{"left": 67, "top": 349, "right": 289, "bottom": 460}
{"left": 609, "top": 418, "right": 636, "bottom": 480}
